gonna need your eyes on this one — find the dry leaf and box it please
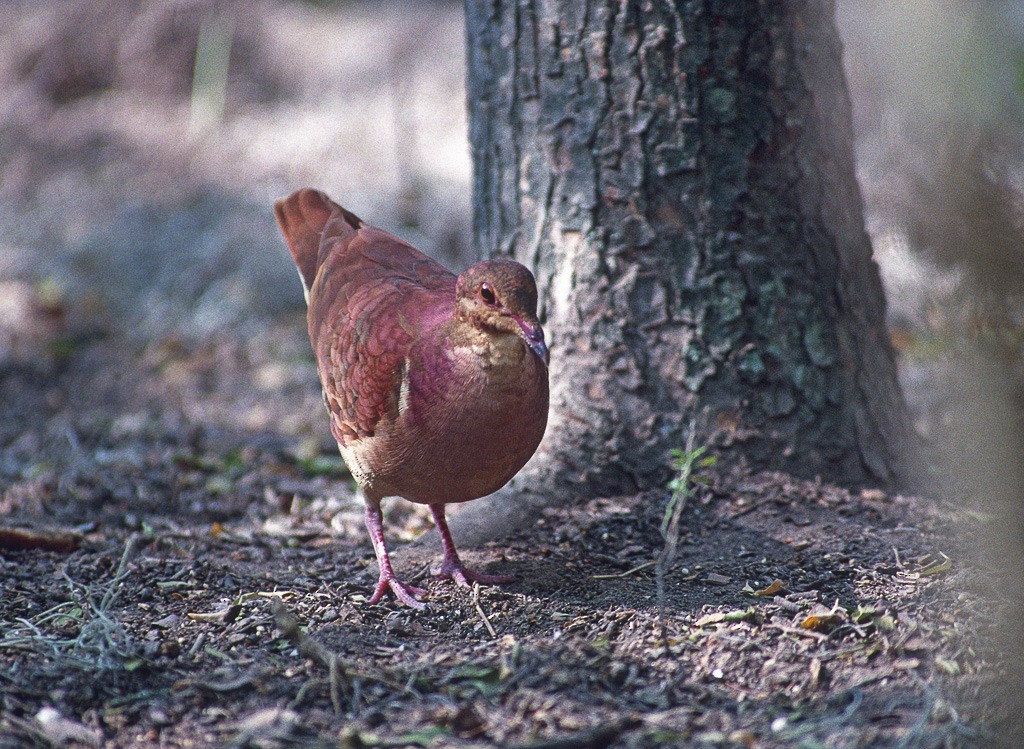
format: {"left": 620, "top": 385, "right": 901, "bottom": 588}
{"left": 801, "top": 604, "right": 843, "bottom": 632}
{"left": 187, "top": 603, "right": 241, "bottom": 623}
{"left": 754, "top": 579, "right": 786, "bottom": 596}
{"left": 695, "top": 608, "right": 755, "bottom": 627}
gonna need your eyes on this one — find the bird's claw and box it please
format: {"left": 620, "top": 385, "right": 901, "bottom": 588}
{"left": 368, "top": 573, "right": 428, "bottom": 609}
{"left": 431, "top": 558, "right": 514, "bottom": 587}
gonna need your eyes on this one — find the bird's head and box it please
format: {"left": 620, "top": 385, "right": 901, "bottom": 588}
{"left": 455, "top": 259, "right": 549, "bottom": 366}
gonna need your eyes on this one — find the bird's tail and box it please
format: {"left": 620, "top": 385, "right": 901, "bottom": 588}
{"left": 273, "top": 188, "right": 363, "bottom": 303}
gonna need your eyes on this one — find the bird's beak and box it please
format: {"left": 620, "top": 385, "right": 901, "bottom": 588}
{"left": 514, "top": 316, "right": 549, "bottom": 366}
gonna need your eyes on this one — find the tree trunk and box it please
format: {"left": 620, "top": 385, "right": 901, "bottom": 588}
{"left": 449, "top": 0, "right": 918, "bottom": 544}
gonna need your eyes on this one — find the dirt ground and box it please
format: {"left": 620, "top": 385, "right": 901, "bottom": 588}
{"left": 0, "top": 324, "right": 1010, "bottom": 748}
{"left": 0, "top": 1, "right": 1021, "bottom": 746}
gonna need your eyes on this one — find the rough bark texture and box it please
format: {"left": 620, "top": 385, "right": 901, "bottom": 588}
{"left": 447, "top": 0, "right": 918, "bottom": 544}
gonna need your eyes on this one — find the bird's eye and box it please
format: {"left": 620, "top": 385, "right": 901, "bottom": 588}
{"left": 479, "top": 283, "right": 497, "bottom": 305}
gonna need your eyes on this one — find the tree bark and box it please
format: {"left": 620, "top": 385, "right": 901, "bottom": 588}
{"left": 446, "top": 0, "right": 918, "bottom": 545}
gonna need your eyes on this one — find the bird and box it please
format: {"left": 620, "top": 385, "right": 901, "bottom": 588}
{"left": 274, "top": 188, "right": 549, "bottom": 609}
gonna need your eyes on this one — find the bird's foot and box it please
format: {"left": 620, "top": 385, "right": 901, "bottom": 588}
{"left": 367, "top": 572, "right": 428, "bottom": 609}
{"left": 431, "top": 556, "right": 514, "bottom": 587}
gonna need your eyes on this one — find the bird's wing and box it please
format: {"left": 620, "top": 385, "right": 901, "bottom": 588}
{"left": 276, "top": 189, "right": 456, "bottom": 445}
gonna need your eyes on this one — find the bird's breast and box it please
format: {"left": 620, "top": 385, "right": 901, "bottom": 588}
{"left": 451, "top": 333, "right": 528, "bottom": 382}
{"left": 364, "top": 333, "right": 548, "bottom": 504}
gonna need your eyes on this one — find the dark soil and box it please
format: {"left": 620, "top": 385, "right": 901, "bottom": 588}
{"left": 0, "top": 1, "right": 1018, "bottom": 746}
{"left": 0, "top": 325, "right": 1008, "bottom": 748}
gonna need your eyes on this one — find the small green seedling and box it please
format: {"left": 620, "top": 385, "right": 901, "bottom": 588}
{"left": 661, "top": 441, "right": 717, "bottom": 555}
{"left": 656, "top": 430, "right": 716, "bottom": 647}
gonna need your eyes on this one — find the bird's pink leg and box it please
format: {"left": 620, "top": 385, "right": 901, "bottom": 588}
{"left": 429, "top": 503, "right": 514, "bottom": 586}
{"left": 363, "top": 501, "right": 427, "bottom": 609}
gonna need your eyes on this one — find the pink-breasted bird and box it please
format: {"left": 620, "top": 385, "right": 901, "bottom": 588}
{"left": 274, "top": 189, "right": 549, "bottom": 608}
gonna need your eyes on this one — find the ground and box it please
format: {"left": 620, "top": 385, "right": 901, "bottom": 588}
{"left": 0, "top": 326, "right": 1006, "bottom": 748}
{"left": 0, "top": 1, "right": 1020, "bottom": 746}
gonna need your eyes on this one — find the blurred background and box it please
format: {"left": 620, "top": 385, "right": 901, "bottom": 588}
{"left": 0, "top": 0, "right": 1022, "bottom": 507}
{"left": 0, "top": 0, "right": 470, "bottom": 345}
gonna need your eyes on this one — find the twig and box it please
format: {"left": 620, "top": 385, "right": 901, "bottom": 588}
{"left": 592, "top": 561, "right": 655, "bottom": 579}
{"left": 765, "top": 623, "right": 830, "bottom": 642}
{"left": 472, "top": 584, "right": 497, "bottom": 638}
{"left": 328, "top": 654, "right": 345, "bottom": 715}
{"left": 270, "top": 600, "right": 331, "bottom": 668}
{"left": 272, "top": 598, "right": 348, "bottom": 713}
{"left": 270, "top": 599, "right": 417, "bottom": 711}
{"left": 99, "top": 534, "right": 142, "bottom": 612}
{"left": 187, "top": 632, "right": 207, "bottom": 658}
{"left": 269, "top": 599, "right": 350, "bottom": 714}
{"left": 0, "top": 525, "right": 81, "bottom": 553}
{"left": 728, "top": 495, "right": 777, "bottom": 520}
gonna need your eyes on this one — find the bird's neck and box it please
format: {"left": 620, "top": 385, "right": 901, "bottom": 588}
{"left": 443, "top": 316, "right": 528, "bottom": 373}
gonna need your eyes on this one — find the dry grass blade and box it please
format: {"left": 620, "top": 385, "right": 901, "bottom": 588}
{"left": 472, "top": 584, "right": 497, "bottom": 638}
{"left": 269, "top": 600, "right": 324, "bottom": 666}
{"left": 592, "top": 561, "right": 655, "bottom": 580}
{"left": 270, "top": 599, "right": 349, "bottom": 714}
{"left": 0, "top": 535, "right": 141, "bottom": 670}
